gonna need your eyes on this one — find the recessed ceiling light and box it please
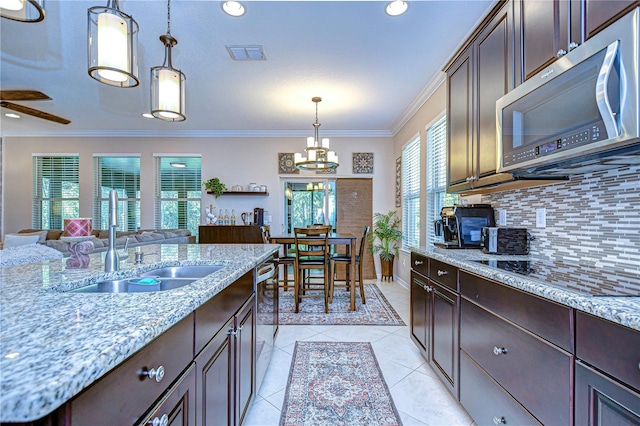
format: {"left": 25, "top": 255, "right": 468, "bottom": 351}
{"left": 170, "top": 162, "right": 187, "bottom": 168}
{"left": 142, "top": 113, "right": 154, "bottom": 119}
{"left": 5, "top": 113, "right": 20, "bottom": 119}
{"left": 222, "top": 1, "right": 245, "bottom": 17}
{"left": 385, "top": 0, "right": 408, "bottom": 16}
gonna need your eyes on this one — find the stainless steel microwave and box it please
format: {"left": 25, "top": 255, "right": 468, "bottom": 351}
{"left": 496, "top": 8, "right": 639, "bottom": 176}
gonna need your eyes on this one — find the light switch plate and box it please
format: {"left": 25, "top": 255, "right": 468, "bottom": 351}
{"left": 536, "top": 208, "right": 546, "bottom": 228}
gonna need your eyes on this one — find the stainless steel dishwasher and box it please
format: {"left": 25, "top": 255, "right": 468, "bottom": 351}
{"left": 255, "top": 257, "right": 278, "bottom": 392}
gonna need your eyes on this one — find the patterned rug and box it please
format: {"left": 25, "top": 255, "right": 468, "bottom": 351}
{"left": 278, "top": 283, "right": 405, "bottom": 326}
{"left": 280, "top": 342, "right": 402, "bottom": 426}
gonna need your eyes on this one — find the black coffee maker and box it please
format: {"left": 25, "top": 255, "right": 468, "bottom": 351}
{"left": 253, "top": 208, "right": 264, "bottom": 226}
{"left": 434, "top": 204, "right": 495, "bottom": 248}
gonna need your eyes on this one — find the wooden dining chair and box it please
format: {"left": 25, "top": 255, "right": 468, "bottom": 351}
{"left": 261, "top": 226, "right": 295, "bottom": 291}
{"left": 330, "top": 225, "right": 369, "bottom": 304}
{"left": 293, "top": 226, "right": 331, "bottom": 313}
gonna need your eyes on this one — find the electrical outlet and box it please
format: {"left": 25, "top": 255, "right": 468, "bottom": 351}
{"left": 536, "top": 208, "right": 547, "bottom": 228}
{"left": 497, "top": 209, "right": 507, "bottom": 226}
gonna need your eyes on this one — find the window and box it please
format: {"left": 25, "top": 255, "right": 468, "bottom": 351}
{"left": 94, "top": 156, "right": 140, "bottom": 231}
{"left": 426, "top": 114, "right": 457, "bottom": 246}
{"left": 32, "top": 155, "right": 80, "bottom": 229}
{"left": 402, "top": 136, "right": 421, "bottom": 249}
{"left": 155, "top": 156, "right": 202, "bottom": 238}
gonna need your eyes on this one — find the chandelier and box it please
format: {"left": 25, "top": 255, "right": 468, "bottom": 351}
{"left": 294, "top": 97, "right": 339, "bottom": 171}
{"left": 87, "top": 0, "right": 139, "bottom": 87}
{"left": 1, "top": 0, "right": 44, "bottom": 22}
{"left": 150, "top": 0, "right": 186, "bottom": 121}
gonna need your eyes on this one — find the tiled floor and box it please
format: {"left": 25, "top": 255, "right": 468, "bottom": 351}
{"left": 244, "top": 279, "right": 475, "bottom": 426}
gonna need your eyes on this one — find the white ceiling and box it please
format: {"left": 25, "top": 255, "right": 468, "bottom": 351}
{"left": 0, "top": 0, "right": 494, "bottom": 138}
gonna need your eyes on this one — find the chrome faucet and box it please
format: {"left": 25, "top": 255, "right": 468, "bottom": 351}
{"left": 104, "top": 189, "right": 119, "bottom": 272}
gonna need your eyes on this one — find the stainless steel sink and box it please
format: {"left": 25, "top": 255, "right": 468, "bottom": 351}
{"left": 71, "top": 265, "right": 222, "bottom": 293}
{"left": 139, "top": 265, "right": 223, "bottom": 278}
{"left": 71, "top": 277, "right": 198, "bottom": 293}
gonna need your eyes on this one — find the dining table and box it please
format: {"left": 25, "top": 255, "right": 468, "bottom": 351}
{"left": 269, "top": 232, "right": 358, "bottom": 311}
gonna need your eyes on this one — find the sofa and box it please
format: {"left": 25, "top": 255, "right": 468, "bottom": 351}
{"left": 15, "top": 228, "right": 195, "bottom": 255}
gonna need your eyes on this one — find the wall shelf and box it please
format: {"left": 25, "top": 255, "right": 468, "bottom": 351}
{"left": 207, "top": 191, "right": 269, "bottom": 196}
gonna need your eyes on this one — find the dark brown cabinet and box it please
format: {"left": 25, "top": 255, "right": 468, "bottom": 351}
{"left": 410, "top": 253, "right": 460, "bottom": 398}
{"left": 138, "top": 364, "right": 197, "bottom": 426}
{"left": 195, "top": 295, "right": 255, "bottom": 426}
{"left": 519, "top": 0, "right": 639, "bottom": 81}
{"left": 575, "top": 311, "right": 640, "bottom": 424}
{"left": 446, "top": 2, "right": 516, "bottom": 193}
{"left": 199, "top": 225, "right": 264, "bottom": 244}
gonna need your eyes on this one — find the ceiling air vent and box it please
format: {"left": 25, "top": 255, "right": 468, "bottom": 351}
{"left": 226, "top": 45, "right": 266, "bottom": 61}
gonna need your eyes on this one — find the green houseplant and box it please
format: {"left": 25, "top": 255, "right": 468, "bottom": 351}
{"left": 203, "top": 178, "right": 227, "bottom": 198}
{"left": 368, "top": 210, "right": 402, "bottom": 280}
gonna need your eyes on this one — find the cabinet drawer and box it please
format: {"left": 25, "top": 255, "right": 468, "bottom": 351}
{"left": 460, "top": 271, "right": 573, "bottom": 352}
{"left": 460, "top": 350, "right": 541, "bottom": 426}
{"left": 410, "top": 252, "right": 428, "bottom": 277}
{"left": 429, "top": 258, "right": 458, "bottom": 291}
{"left": 460, "top": 299, "right": 572, "bottom": 425}
{"left": 71, "top": 314, "right": 194, "bottom": 425}
{"left": 576, "top": 311, "right": 640, "bottom": 392}
{"left": 195, "top": 271, "right": 253, "bottom": 355}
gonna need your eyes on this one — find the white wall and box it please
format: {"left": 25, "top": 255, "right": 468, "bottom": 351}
{"left": 392, "top": 78, "right": 447, "bottom": 286}
{"left": 2, "top": 136, "right": 394, "bottom": 235}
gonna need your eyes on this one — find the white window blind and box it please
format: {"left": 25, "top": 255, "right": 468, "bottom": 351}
{"left": 154, "top": 156, "right": 202, "bottom": 238}
{"left": 402, "top": 136, "right": 421, "bottom": 249}
{"left": 94, "top": 156, "right": 141, "bottom": 231}
{"left": 426, "top": 115, "right": 457, "bottom": 246}
{"left": 32, "top": 156, "right": 80, "bottom": 229}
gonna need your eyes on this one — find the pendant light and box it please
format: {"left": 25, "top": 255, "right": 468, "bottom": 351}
{"left": 150, "top": 0, "right": 186, "bottom": 122}
{"left": 294, "top": 97, "right": 339, "bottom": 171}
{"left": 88, "top": 0, "right": 139, "bottom": 87}
{"left": 1, "top": 0, "right": 45, "bottom": 22}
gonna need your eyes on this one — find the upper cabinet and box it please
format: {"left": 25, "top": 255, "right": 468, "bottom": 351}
{"left": 519, "top": 0, "right": 639, "bottom": 82}
{"left": 447, "top": 1, "right": 516, "bottom": 193}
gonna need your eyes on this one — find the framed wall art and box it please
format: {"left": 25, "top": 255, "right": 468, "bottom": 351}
{"left": 352, "top": 152, "right": 374, "bottom": 174}
{"left": 278, "top": 153, "right": 300, "bottom": 174}
{"left": 395, "top": 156, "right": 401, "bottom": 207}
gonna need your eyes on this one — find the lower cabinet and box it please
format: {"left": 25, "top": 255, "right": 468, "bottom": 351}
{"left": 410, "top": 254, "right": 460, "bottom": 398}
{"left": 195, "top": 295, "right": 255, "bottom": 426}
{"left": 575, "top": 311, "right": 640, "bottom": 425}
{"left": 138, "top": 364, "right": 197, "bottom": 426}
{"left": 575, "top": 361, "right": 640, "bottom": 425}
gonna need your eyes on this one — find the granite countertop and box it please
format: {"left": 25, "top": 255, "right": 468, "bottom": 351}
{"left": 412, "top": 247, "right": 640, "bottom": 332}
{"left": 0, "top": 243, "right": 280, "bottom": 423}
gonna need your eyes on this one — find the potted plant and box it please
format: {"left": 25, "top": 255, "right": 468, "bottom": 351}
{"left": 203, "top": 178, "right": 227, "bottom": 198}
{"left": 368, "top": 210, "right": 402, "bottom": 281}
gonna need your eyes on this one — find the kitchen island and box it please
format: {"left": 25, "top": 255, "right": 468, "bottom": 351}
{"left": 0, "top": 243, "right": 279, "bottom": 423}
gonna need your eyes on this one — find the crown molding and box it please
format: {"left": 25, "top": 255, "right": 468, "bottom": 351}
{"left": 0, "top": 129, "right": 394, "bottom": 139}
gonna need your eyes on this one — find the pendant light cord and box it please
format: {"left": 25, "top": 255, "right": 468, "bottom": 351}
{"left": 166, "top": 0, "right": 172, "bottom": 36}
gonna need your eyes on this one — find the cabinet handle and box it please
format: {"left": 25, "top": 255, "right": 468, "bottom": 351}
{"left": 493, "top": 346, "right": 508, "bottom": 356}
{"left": 569, "top": 41, "right": 579, "bottom": 51}
{"left": 493, "top": 416, "right": 506, "bottom": 425}
{"left": 437, "top": 270, "right": 447, "bottom": 276}
{"left": 149, "top": 414, "right": 169, "bottom": 426}
{"left": 227, "top": 328, "right": 238, "bottom": 336}
{"left": 144, "top": 366, "right": 165, "bottom": 383}
{"left": 423, "top": 285, "right": 433, "bottom": 292}
{"left": 414, "top": 260, "right": 424, "bottom": 266}
{"left": 557, "top": 49, "right": 567, "bottom": 57}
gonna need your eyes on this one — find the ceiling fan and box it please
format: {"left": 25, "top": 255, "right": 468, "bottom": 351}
{"left": 0, "top": 90, "right": 71, "bottom": 125}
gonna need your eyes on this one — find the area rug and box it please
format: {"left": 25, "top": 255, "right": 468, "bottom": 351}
{"left": 280, "top": 342, "right": 402, "bottom": 426}
{"left": 278, "top": 283, "right": 405, "bottom": 326}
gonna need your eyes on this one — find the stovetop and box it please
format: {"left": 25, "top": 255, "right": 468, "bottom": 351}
{"left": 472, "top": 259, "right": 640, "bottom": 297}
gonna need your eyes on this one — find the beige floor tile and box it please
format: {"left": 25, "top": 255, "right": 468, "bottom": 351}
{"left": 247, "top": 278, "right": 472, "bottom": 425}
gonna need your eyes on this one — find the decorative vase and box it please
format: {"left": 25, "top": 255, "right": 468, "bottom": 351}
{"left": 380, "top": 255, "right": 395, "bottom": 281}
